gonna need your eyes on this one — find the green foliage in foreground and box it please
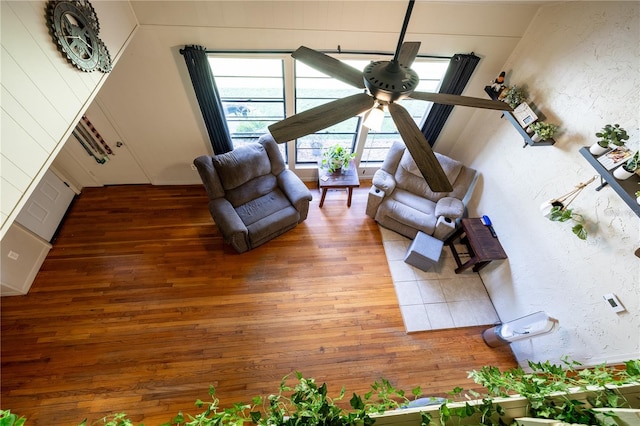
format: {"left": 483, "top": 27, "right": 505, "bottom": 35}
{"left": 2, "top": 359, "right": 639, "bottom": 426}
{"left": 163, "top": 373, "right": 429, "bottom": 426}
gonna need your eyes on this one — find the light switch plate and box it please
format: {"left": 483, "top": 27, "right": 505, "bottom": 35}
{"left": 603, "top": 293, "right": 625, "bottom": 313}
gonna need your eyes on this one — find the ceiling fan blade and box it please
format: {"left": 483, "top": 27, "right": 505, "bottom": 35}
{"left": 292, "top": 46, "right": 365, "bottom": 89}
{"left": 268, "top": 93, "right": 374, "bottom": 143}
{"left": 398, "top": 41, "right": 421, "bottom": 67}
{"left": 388, "top": 102, "right": 453, "bottom": 193}
{"left": 409, "top": 91, "right": 513, "bottom": 111}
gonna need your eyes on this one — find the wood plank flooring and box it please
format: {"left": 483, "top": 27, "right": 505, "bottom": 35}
{"left": 1, "top": 183, "right": 516, "bottom": 425}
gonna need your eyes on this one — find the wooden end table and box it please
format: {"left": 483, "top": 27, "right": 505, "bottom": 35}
{"left": 444, "top": 218, "right": 507, "bottom": 274}
{"left": 318, "top": 160, "right": 360, "bottom": 208}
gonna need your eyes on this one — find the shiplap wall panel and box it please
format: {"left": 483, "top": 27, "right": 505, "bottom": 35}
{"left": 1, "top": 110, "right": 50, "bottom": 177}
{"left": 10, "top": 1, "right": 101, "bottom": 98}
{"left": 0, "top": 46, "right": 68, "bottom": 143}
{"left": 0, "top": 1, "right": 137, "bottom": 239}
{"left": 1, "top": 86, "right": 58, "bottom": 153}
{"left": 2, "top": 3, "right": 88, "bottom": 127}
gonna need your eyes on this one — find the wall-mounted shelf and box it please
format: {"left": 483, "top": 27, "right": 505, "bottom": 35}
{"left": 484, "top": 86, "right": 556, "bottom": 148}
{"left": 579, "top": 146, "right": 640, "bottom": 217}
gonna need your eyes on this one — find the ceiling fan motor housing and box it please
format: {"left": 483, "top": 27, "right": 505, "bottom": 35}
{"left": 363, "top": 60, "right": 419, "bottom": 103}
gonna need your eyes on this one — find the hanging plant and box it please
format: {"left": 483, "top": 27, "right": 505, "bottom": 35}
{"left": 548, "top": 206, "right": 588, "bottom": 240}
{"left": 542, "top": 177, "right": 596, "bottom": 240}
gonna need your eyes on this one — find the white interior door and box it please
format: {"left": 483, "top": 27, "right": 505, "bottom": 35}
{"left": 15, "top": 170, "right": 76, "bottom": 242}
{"left": 58, "top": 100, "right": 150, "bottom": 186}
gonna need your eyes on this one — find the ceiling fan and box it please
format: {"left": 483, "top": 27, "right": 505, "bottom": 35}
{"left": 267, "top": 0, "right": 512, "bottom": 192}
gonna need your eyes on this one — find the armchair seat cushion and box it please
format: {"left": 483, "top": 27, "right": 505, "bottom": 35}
{"left": 375, "top": 190, "right": 437, "bottom": 236}
{"left": 236, "top": 188, "right": 294, "bottom": 226}
{"left": 247, "top": 206, "right": 299, "bottom": 248}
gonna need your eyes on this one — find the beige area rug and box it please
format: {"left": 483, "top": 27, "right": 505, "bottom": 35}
{"left": 378, "top": 226, "right": 500, "bottom": 333}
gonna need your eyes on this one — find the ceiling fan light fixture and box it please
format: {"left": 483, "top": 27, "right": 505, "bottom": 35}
{"left": 363, "top": 104, "right": 385, "bottom": 132}
{"left": 363, "top": 60, "right": 419, "bottom": 103}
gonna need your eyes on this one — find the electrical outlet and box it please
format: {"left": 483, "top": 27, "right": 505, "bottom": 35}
{"left": 190, "top": 164, "right": 197, "bottom": 171}
{"left": 7, "top": 250, "right": 19, "bottom": 260}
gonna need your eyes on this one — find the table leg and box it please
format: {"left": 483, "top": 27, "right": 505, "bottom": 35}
{"left": 472, "top": 261, "right": 491, "bottom": 273}
{"left": 347, "top": 188, "right": 353, "bottom": 207}
{"left": 319, "top": 188, "right": 328, "bottom": 208}
{"left": 454, "top": 256, "right": 479, "bottom": 274}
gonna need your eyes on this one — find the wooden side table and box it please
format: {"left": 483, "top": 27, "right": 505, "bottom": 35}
{"left": 318, "top": 160, "right": 360, "bottom": 208}
{"left": 444, "top": 218, "right": 507, "bottom": 274}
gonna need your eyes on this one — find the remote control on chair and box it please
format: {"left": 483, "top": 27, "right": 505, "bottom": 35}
{"left": 481, "top": 215, "right": 498, "bottom": 238}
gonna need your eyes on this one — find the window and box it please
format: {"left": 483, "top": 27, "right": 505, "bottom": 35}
{"left": 209, "top": 53, "right": 449, "bottom": 170}
{"left": 294, "top": 59, "right": 370, "bottom": 164}
{"left": 210, "top": 57, "right": 285, "bottom": 148}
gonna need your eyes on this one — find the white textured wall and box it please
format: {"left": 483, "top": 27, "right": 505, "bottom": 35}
{"left": 449, "top": 2, "right": 640, "bottom": 367}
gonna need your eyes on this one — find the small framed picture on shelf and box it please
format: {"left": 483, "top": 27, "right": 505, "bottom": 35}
{"left": 513, "top": 103, "right": 538, "bottom": 128}
{"left": 597, "top": 146, "right": 632, "bottom": 170}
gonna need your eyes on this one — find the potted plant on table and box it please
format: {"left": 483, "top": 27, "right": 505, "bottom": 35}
{"left": 321, "top": 144, "right": 356, "bottom": 173}
{"left": 590, "top": 123, "right": 629, "bottom": 155}
{"left": 613, "top": 150, "right": 640, "bottom": 180}
{"left": 527, "top": 121, "right": 558, "bottom": 142}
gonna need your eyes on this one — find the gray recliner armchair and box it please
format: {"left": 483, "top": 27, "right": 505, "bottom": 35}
{"left": 194, "top": 134, "right": 312, "bottom": 253}
{"left": 366, "top": 141, "right": 477, "bottom": 241}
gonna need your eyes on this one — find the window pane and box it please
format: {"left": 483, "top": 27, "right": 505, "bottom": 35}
{"left": 296, "top": 133, "right": 358, "bottom": 163}
{"left": 210, "top": 58, "right": 282, "bottom": 77}
{"left": 209, "top": 57, "right": 285, "bottom": 152}
{"left": 294, "top": 59, "right": 364, "bottom": 164}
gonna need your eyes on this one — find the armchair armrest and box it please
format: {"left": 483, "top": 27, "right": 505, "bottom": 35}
{"left": 372, "top": 169, "right": 396, "bottom": 196}
{"left": 365, "top": 186, "right": 385, "bottom": 218}
{"left": 277, "top": 170, "right": 313, "bottom": 221}
{"left": 194, "top": 156, "right": 225, "bottom": 200}
{"left": 209, "top": 198, "right": 250, "bottom": 253}
{"left": 435, "top": 197, "right": 464, "bottom": 219}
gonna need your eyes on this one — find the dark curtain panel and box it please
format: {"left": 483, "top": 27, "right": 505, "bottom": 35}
{"left": 180, "top": 45, "right": 233, "bottom": 154}
{"left": 420, "top": 53, "right": 480, "bottom": 147}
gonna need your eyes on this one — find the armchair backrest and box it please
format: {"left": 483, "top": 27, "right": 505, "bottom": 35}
{"left": 213, "top": 143, "right": 272, "bottom": 191}
{"left": 194, "top": 136, "right": 287, "bottom": 205}
{"left": 386, "top": 141, "right": 476, "bottom": 202}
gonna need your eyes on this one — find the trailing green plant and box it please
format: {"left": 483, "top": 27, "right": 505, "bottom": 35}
{"left": 528, "top": 121, "right": 558, "bottom": 140}
{"left": 462, "top": 358, "right": 640, "bottom": 426}
{"left": 163, "top": 372, "right": 427, "bottom": 426}
{"left": 595, "top": 124, "right": 629, "bottom": 148}
{"left": 500, "top": 85, "right": 528, "bottom": 108}
{"left": 78, "top": 413, "right": 141, "bottom": 426}
{"left": 5, "top": 360, "right": 639, "bottom": 426}
{"left": 549, "top": 205, "right": 588, "bottom": 240}
{"left": 0, "top": 410, "right": 26, "bottom": 426}
{"left": 321, "top": 144, "right": 356, "bottom": 173}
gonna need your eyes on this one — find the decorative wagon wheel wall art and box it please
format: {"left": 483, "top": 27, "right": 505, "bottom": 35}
{"left": 46, "top": 0, "right": 112, "bottom": 72}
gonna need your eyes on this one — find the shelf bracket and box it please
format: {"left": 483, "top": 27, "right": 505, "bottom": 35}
{"left": 595, "top": 175, "right": 609, "bottom": 191}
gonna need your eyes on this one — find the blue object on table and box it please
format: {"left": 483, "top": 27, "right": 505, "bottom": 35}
{"left": 481, "top": 215, "right": 498, "bottom": 238}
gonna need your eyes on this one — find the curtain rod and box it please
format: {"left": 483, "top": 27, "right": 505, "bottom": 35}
{"left": 205, "top": 48, "right": 451, "bottom": 60}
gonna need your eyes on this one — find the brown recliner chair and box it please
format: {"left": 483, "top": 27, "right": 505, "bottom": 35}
{"left": 194, "top": 134, "right": 312, "bottom": 253}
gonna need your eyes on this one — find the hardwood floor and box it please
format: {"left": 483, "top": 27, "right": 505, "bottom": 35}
{"left": 1, "top": 184, "right": 516, "bottom": 425}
